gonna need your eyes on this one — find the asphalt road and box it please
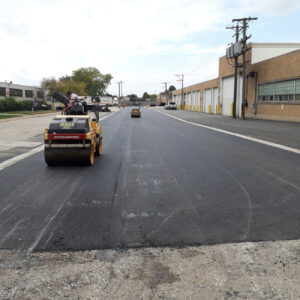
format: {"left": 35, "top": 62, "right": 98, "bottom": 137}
{"left": 0, "top": 108, "right": 299, "bottom": 251}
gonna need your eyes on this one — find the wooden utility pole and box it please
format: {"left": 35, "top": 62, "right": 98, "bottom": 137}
{"left": 226, "top": 25, "right": 241, "bottom": 119}
{"left": 232, "top": 17, "right": 257, "bottom": 119}
{"left": 117, "top": 81, "right": 123, "bottom": 106}
{"left": 175, "top": 74, "right": 184, "bottom": 110}
{"left": 162, "top": 82, "right": 169, "bottom": 103}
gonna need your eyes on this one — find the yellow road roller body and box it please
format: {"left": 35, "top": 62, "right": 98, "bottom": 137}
{"left": 44, "top": 115, "right": 102, "bottom": 166}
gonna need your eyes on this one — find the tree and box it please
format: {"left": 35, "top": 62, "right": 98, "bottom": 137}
{"left": 41, "top": 77, "right": 86, "bottom": 95}
{"left": 57, "top": 80, "right": 87, "bottom": 95}
{"left": 41, "top": 77, "right": 57, "bottom": 94}
{"left": 149, "top": 94, "right": 157, "bottom": 100}
{"left": 59, "top": 75, "right": 72, "bottom": 82}
{"left": 168, "top": 85, "right": 176, "bottom": 92}
{"left": 72, "top": 67, "right": 113, "bottom": 97}
{"left": 41, "top": 66, "right": 113, "bottom": 97}
{"left": 128, "top": 94, "right": 138, "bottom": 101}
{"left": 142, "top": 92, "right": 150, "bottom": 100}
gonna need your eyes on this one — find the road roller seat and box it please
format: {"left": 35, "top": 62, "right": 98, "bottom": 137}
{"left": 67, "top": 102, "right": 85, "bottom": 115}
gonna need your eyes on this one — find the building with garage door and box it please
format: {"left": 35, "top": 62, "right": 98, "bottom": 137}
{"left": 173, "top": 78, "right": 219, "bottom": 113}
{"left": 173, "top": 43, "right": 300, "bottom": 122}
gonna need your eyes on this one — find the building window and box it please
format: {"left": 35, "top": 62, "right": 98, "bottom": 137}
{"left": 9, "top": 88, "right": 23, "bottom": 97}
{"left": 0, "top": 87, "right": 6, "bottom": 96}
{"left": 25, "top": 90, "right": 34, "bottom": 98}
{"left": 258, "top": 79, "right": 300, "bottom": 102}
{"left": 37, "top": 91, "right": 44, "bottom": 99}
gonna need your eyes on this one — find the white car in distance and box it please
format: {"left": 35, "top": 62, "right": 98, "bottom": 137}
{"left": 165, "top": 102, "right": 177, "bottom": 110}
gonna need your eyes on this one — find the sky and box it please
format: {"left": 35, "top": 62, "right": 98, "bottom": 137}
{"left": 0, "top": 0, "right": 300, "bottom": 97}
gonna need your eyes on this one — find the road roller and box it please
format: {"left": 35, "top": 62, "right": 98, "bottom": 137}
{"left": 44, "top": 92, "right": 103, "bottom": 166}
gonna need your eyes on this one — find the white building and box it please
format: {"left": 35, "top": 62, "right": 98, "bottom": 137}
{"left": 0, "top": 82, "right": 45, "bottom": 101}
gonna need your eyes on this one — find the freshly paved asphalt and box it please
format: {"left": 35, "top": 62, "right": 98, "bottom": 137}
{"left": 0, "top": 108, "right": 299, "bottom": 251}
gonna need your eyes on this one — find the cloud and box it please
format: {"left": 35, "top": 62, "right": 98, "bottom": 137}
{"left": 0, "top": 0, "right": 299, "bottom": 96}
{"left": 235, "top": 0, "right": 300, "bottom": 16}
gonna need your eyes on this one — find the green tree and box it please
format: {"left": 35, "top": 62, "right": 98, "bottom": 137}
{"left": 41, "top": 77, "right": 86, "bottom": 95}
{"left": 128, "top": 94, "right": 138, "bottom": 101}
{"left": 142, "top": 92, "right": 150, "bottom": 100}
{"left": 41, "top": 77, "right": 58, "bottom": 94}
{"left": 72, "top": 67, "right": 113, "bottom": 97}
{"left": 168, "top": 85, "right": 176, "bottom": 92}
{"left": 59, "top": 75, "right": 72, "bottom": 82}
{"left": 57, "top": 80, "right": 87, "bottom": 95}
{"left": 149, "top": 94, "right": 157, "bottom": 100}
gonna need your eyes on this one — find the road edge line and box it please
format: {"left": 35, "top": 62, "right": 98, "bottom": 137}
{"left": 0, "top": 145, "right": 44, "bottom": 171}
{"left": 154, "top": 110, "right": 300, "bottom": 155}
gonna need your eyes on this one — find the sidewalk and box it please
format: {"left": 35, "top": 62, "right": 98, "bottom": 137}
{"left": 156, "top": 108, "right": 300, "bottom": 149}
{"left": 0, "top": 111, "right": 58, "bottom": 123}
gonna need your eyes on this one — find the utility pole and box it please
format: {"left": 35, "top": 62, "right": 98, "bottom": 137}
{"left": 226, "top": 25, "right": 240, "bottom": 119}
{"left": 117, "top": 81, "right": 123, "bottom": 106}
{"left": 175, "top": 75, "right": 184, "bottom": 110}
{"left": 162, "top": 82, "right": 169, "bottom": 103}
{"left": 232, "top": 17, "right": 257, "bottom": 119}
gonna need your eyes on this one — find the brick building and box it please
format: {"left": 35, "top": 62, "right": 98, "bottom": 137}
{"left": 173, "top": 43, "right": 300, "bottom": 122}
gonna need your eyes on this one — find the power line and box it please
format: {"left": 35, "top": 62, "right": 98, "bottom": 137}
{"left": 161, "top": 82, "right": 170, "bottom": 103}
{"left": 231, "top": 17, "right": 258, "bottom": 119}
{"left": 226, "top": 24, "right": 241, "bottom": 119}
{"left": 184, "top": 29, "right": 228, "bottom": 76}
{"left": 117, "top": 81, "right": 124, "bottom": 97}
{"left": 175, "top": 74, "right": 184, "bottom": 110}
{"left": 161, "top": 82, "right": 169, "bottom": 91}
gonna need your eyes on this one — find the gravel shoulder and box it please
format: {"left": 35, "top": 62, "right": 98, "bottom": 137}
{"left": 1, "top": 240, "right": 299, "bottom": 299}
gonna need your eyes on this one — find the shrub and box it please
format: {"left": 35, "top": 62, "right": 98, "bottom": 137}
{"left": 0, "top": 97, "right": 35, "bottom": 111}
{"left": 0, "top": 97, "right": 20, "bottom": 111}
{"left": 20, "top": 100, "right": 34, "bottom": 111}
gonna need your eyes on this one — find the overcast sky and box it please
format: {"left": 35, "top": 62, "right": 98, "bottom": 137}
{"left": 0, "top": 0, "right": 299, "bottom": 96}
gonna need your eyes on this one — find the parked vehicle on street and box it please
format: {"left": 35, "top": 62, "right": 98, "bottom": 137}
{"left": 101, "top": 104, "right": 111, "bottom": 112}
{"left": 165, "top": 102, "right": 177, "bottom": 110}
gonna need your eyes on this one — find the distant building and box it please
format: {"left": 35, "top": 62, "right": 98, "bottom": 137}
{"left": 100, "top": 95, "right": 113, "bottom": 104}
{"left": 157, "top": 92, "right": 172, "bottom": 104}
{"left": 0, "top": 82, "right": 46, "bottom": 101}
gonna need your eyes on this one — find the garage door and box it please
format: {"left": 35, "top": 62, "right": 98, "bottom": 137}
{"left": 221, "top": 76, "right": 234, "bottom": 116}
{"left": 187, "top": 93, "right": 191, "bottom": 110}
{"left": 221, "top": 76, "right": 243, "bottom": 116}
{"left": 212, "top": 88, "right": 218, "bottom": 114}
{"left": 204, "top": 89, "right": 212, "bottom": 113}
{"left": 196, "top": 91, "right": 200, "bottom": 111}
